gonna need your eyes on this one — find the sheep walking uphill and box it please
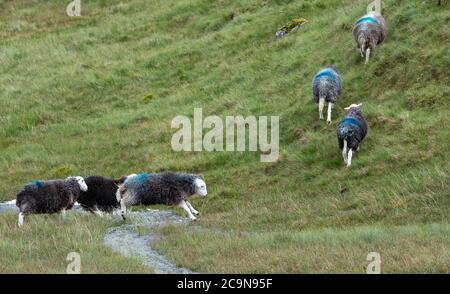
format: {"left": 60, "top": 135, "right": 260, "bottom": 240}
{"left": 353, "top": 13, "right": 386, "bottom": 64}
{"left": 77, "top": 175, "right": 131, "bottom": 214}
{"left": 15, "top": 176, "right": 87, "bottom": 227}
{"left": 337, "top": 104, "right": 368, "bottom": 167}
{"left": 312, "top": 66, "right": 342, "bottom": 124}
{"left": 116, "top": 172, "right": 207, "bottom": 221}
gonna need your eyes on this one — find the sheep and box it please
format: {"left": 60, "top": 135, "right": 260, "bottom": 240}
{"left": 15, "top": 176, "right": 88, "bottom": 227}
{"left": 116, "top": 172, "right": 207, "bottom": 221}
{"left": 336, "top": 103, "right": 368, "bottom": 167}
{"left": 312, "top": 66, "right": 342, "bottom": 124}
{"left": 353, "top": 13, "right": 386, "bottom": 64}
{"left": 77, "top": 175, "right": 131, "bottom": 214}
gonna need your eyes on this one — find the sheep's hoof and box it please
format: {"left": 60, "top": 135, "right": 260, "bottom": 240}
{"left": 121, "top": 214, "right": 126, "bottom": 221}
{"left": 327, "top": 120, "right": 331, "bottom": 125}
{"left": 190, "top": 217, "right": 197, "bottom": 221}
{"left": 193, "top": 211, "right": 199, "bottom": 215}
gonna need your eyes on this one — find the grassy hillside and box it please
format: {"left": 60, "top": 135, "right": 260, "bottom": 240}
{"left": 0, "top": 213, "right": 152, "bottom": 273}
{"left": 0, "top": 0, "right": 449, "bottom": 273}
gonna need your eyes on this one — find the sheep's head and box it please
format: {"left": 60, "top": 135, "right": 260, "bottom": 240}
{"left": 194, "top": 178, "right": 207, "bottom": 197}
{"left": 69, "top": 176, "right": 88, "bottom": 192}
{"left": 344, "top": 103, "right": 363, "bottom": 110}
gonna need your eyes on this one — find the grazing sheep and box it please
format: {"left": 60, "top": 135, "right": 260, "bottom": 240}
{"left": 77, "top": 176, "right": 131, "bottom": 214}
{"left": 16, "top": 176, "right": 88, "bottom": 227}
{"left": 116, "top": 172, "right": 207, "bottom": 221}
{"left": 336, "top": 103, "right": 368, "bottom": 167}
{"left": 353, "top": 13, "right": 386, "bottom": 64}
{"left": 312, "top": 66, "right": 342, "bottom": 124}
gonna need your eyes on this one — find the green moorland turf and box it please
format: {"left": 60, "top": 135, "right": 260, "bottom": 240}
{"left": 0, "top": 0, "right": 449, "bottom": 273}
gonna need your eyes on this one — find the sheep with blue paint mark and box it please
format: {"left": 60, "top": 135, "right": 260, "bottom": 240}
{"left": 312, "top": 66, "right": 342, "bottom": 124}
{"left": 116, "top": 172, "right": 207, "bottom": 220}
{"left": 15, "top": 176, "right": 87, "bottom": 226}
{"left": 353, "top": 13, "right": 386, "bottom": 64}
{"left": 336, "top": 103, "right": 368, "bottom": 167}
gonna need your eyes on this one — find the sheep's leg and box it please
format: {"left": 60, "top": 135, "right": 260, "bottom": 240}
{"left": 18, "top": 212, "right": 25, "bottom": 227}
{"left": 342, "top": 140, "right": 348, "bottom": 164}
{"left": 186, "top": 201, "right": 199, "bottom": 215}
{"left": 120, "top": 199, "right": 127, "bottom": 220}
{"left": 318, "top": 97, "right": 325, "bottom": 120}
{"left": 326, "top": 102, "right": 333, "bottom": 124}
{"left": 365, "top": 48, "right": 371, "bottom": 64}
{"left": 347, "top": 149, "right": 353, "bottom": 167}
{"left": 179, "top": 200, "right": 196, "bottom": 220}
{"left": 61, "top": 208, "right": 66, "bottom": 218}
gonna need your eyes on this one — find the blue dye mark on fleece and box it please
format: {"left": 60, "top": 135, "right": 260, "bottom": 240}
{"left": 355, "top": 16, "right": 379, "bottom": 26}
{"left": 339, "top": 117, "right": 363, "bottom": 129}
{"left": 314, "top": 69, "right": 337, "bottom": 81}
{"left": 125, "top": 173, "right": 151, "bottom": 187}
{"left": 32, "top": 180, "right": 43, "bottom": 189}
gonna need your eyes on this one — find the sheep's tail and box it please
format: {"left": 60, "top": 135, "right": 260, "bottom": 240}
{"left": 116, "top": 185, "right": 125, "bottom": 203}
{"left": 342, "top": 139, "right": 348, "bottom": 164}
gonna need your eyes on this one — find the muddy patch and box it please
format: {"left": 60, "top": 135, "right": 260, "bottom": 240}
{"left": 104, "top": 209, "right": 195, "bottom": 274}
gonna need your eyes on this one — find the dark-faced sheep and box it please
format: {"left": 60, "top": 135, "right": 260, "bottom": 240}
{"left": 16, "top": 176, "right": 88, "bottom": 226}
{"left": 336, "top": 103, "right": 368, "bottom": 167}
{"left": 116, "top": 172, "right": 207, "bottom": 221}
{"left": 353, "top": 13, "right": 386, "bottom": 64}
{"left": 312, "top": 66, "right": 342, "bottom": 124}
{"left": 77, "top": 175, "right": 132, "bottom": 214}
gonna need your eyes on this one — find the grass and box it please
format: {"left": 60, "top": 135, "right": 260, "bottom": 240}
{"left": 0, "top": 0, "right": 449, "bottom": 273}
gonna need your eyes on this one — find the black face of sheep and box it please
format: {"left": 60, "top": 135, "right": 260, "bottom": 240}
{"left": 116, "top": 172, "right": 208, "bottom": 221}
{"left": 77, "top": 176, "right": 130, "bottom": 214}
{"left": 312, "top": 66, "right": 342, "bottom": 124}
{"left": 16, "top": 176, "right": 87, "bottom": 227}
{"left": 353, "top": 13, "right": 386, "bottom": 64}
{"left": 336, "top": 103, "right": 368, "bottom": 167}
